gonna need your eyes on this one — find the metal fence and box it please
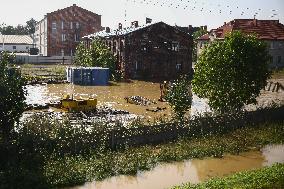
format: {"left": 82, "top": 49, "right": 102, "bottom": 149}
{"left": 107, "top": 106, "right": 284, "bottom": 149}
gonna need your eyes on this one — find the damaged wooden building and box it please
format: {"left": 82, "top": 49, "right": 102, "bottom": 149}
{"left": 83, "top": 21, "right": 193, "bottom": 80}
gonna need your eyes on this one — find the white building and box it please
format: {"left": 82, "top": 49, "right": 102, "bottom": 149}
{"left": 0, "top": 35, "right": 33, "bottom": 53}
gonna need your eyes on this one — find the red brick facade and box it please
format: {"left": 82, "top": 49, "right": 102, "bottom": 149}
{"left": 45, "top": 4, "right": 103, "bottom": 56}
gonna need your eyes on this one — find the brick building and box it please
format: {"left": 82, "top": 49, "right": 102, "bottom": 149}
{"left": 35, "top": 4, "right": 103, "bottom": 56}
{"left": 197, "top": 19, "right": 284, "bottom": 68}
{"left": 83, "top": 21, "right": 193, "bottom": 80}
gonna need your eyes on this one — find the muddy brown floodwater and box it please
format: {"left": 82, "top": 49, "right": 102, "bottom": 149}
{"left": 68, "top": 144, "right": 284, "bottom": 189}
{"left": 25, "top": 81, "right": 211, "bottom": 122}
{"left": 25, "top": 81, "right": 173, "bottom": 121}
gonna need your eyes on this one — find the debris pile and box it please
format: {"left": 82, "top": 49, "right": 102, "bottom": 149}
{"left": 125, "top": 96, "right": 156, "bottom": 106}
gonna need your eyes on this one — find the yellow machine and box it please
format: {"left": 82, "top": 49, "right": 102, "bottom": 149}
{"left": 60, "top": 95, "right": 97, "bottom": 112}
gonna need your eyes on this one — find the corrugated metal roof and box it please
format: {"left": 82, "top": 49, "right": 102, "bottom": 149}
{"left": 0, "top": 35, "right": 33, "bottom": 44}
{"left": 84, "top": 22, "right": 162, "bottom": 39}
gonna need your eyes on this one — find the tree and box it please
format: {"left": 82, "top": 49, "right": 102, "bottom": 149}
{"left": 26, "top": 18, "right": 37, "bottom": 35}
{"left": 165, "top": 75, "right": 192, "bottom": 121}
{"left": 75, "top": 39, "right": 116, "bottom": 79}
{"left": 192, "top": 29, "right": 207, "bottom": 62}
{"left": 0, "top": 18, "right": 36, "bottom": 35}
{"left": 0, "top": 52, "right": 26, "bottom": 140}
{"left": 192, "top": 31, "right": 271, "bottom": 113}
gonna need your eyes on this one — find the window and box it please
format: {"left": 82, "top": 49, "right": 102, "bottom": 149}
{"left": 13, "top": 46, "right": 16, "bottom": 50}
{"left": 76, "top": 22, "right": 79, "bottom": 29}
{"left": 176, "top": 62, "right": 182, "bottom": 71}
{"left": 61, "top": 49, "right": 64, "bottom": 56}
{"left": 26, "top": 46, "right": 29, "bottom": 50}
{"left": 61, "top": 21, "right": 64, "bottom": 30}
{"left": 172, "top": 41, "right": 179, "bottom": 51}
{"left": 270, "top": 56, "right": 274, "bottom": 64}
{"left": 62, "top": 34, "right": 66, "bottom": 42}
{"left": 74, "top": 34, "right": 80, "bottom": 42}
{"left": 113, "top": 41, "right": 117, "bottom": 52}
{"left": 278, "top": 56, "right": 282, "bottom": 64}
{"left": 270, "top": 41, "right": 275, "bottom": 49}
{"left": 52, "top": 22, "right": 57, "bottom": 33}
{"left": 70, "top": 22, "right": 73, "bottom": 29}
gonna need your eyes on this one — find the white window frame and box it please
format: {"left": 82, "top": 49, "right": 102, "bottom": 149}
{"left": 74, "top": 34, "right": 80, "bottom": 42}
{"left": 62, "top": 34, "right": 66, "bottom": 42}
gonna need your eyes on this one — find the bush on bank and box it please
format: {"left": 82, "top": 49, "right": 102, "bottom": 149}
{"left": 0, "top": 106, "right": 284, "bottom": 188}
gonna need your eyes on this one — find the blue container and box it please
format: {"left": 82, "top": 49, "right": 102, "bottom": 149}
{"left": 66, "top": 67, "right": 109, "bottom": 86}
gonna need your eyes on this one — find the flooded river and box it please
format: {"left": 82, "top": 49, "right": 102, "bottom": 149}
{"left": 25, "top": 81, "right": 175, "bottom": 121}
{"left": 69, "top": 144, "right": 284, "bottom": 189}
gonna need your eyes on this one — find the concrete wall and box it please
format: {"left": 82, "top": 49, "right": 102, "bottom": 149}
{"left": 35, "top": 17, "right": 48, "bottom": 56}
{"left": 16, "top": 55, "right": 73, "bottom": 64}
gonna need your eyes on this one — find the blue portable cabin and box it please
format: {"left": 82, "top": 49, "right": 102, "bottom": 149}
{"left": 66, "top": 67, "right": 109, "bottom": 86}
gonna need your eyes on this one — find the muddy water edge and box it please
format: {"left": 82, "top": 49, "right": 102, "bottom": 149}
{"left": 67, "top": 144, "right": 284, "bottom": 189}
{"left": 25, "top": 81, "right": 173, "bottom": 122}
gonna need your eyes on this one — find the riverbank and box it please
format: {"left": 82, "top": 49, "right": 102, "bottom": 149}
{"left": 171, "top": 163, "right": 284, "bottom": 189}
{"left": 44, "top": 121, "right": 284, "bottom": 188}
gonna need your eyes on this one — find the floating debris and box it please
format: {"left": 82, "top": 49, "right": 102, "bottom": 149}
{"left": 125, "top": 96, "right": 157, "bottom": 106}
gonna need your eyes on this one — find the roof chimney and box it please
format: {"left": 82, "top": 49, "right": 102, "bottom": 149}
{"left": 203, "top": 25, "right": 208, "bottom": 31}
{"left": 73, "top": 4, "right": 76, "bottom": 6}
{"left": 224, "top": 22, "right": 226, "bottom": 26}
{"left": 118, "top": 23, "right": 122, "bottom": 30}
{"left": 105, "top": 27, "right": 110, "bottom": 33}
{"left": 131, "top": 21, "right": 139, "bottom": 28}
{"left": 146, "top": 17, "right": 152, "bottom": 24}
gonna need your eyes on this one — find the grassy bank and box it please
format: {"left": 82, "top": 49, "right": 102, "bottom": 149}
{"left": 172, "top": 163, "right": 284, "bottom": 189}
{"left": 44, "top": 122, "right": 284, "bottom": 188}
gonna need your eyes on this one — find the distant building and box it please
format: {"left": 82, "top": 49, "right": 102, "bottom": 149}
{"left": 0, "top": 35, "right": 33, "bottom": 53}
{"left": 197, "top": 19, "right": 284, "bottom": 68}
{"left": 34, "top": 4, "right": 103, "bottom": 56}
{"left": 83, "top": 21, "right": 193, "bottom": 80}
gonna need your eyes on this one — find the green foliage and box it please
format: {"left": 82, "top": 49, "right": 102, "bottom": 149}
{"left": 0, "top": 18, "right": 36, "bottom": 35}
{"left": 192, "top": 29, "right": 208, "bottom": 62}
{"left": 172, "top": 163, "right": 284, "bottom": 189}
{"left": 1, "top": 107, "right": 284, "bottom": 188}
{"left": 192, "top": 31, "right": 271, "bottom": 113}
{"left": 75, "top": 39, "right": 117, "bottom": 80}
{"left": 0, "top": 52, "right": 26, "bottom": 140}
{"left": 165, "top": 75, "right": 192, "bottom": 120}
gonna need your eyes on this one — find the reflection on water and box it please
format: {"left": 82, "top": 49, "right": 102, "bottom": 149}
{"left": 25, "top": 81, "right": 211, "bottom": 121}
{"left": 25, "top": 84, "right": 51, "bottom": 106}
{"left": 69, "top": 145, "right": 284, "bottom": 189}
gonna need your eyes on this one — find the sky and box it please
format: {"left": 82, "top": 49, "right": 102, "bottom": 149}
{"left": 0, "top": 0, "right": 283, "bottom": 30}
